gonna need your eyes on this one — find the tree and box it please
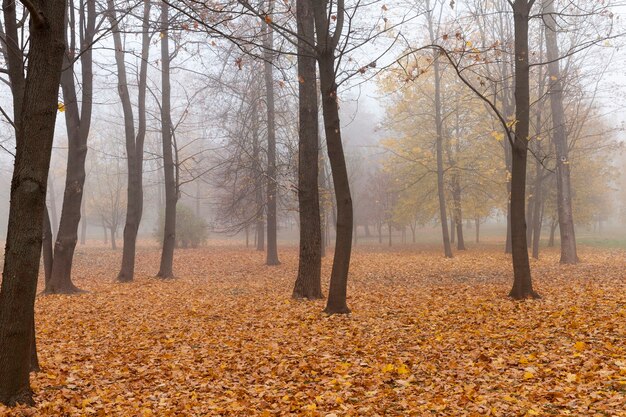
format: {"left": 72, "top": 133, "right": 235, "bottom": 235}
{"left": 542, "top": 0, "right": 577, "bottom": 264}
{"left": 263, "top": 0, "right": 280, "bottom": 266}
{"left": 107, "top": 0, "right": 152, "bottom": 282}
{"left": 313, "top": 0, "right": 352, "bottom": 314}
{"left": 0, "top": 0, "right": 66, "bottom": 405}
{"left": 292, "top": 0, "right": 322, "bottom": 299}
{"left": 45, "top": 0, "right": 96, "bottom": 294}
{"left": 157, "top": 0, "right": 178, "bottom": 278}
{"left": 426, "top": 0, "right": 453, "bottom": 258}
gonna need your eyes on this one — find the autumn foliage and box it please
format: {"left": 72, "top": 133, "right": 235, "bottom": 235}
{"left": 1, "top": 244, "right": 625, "bottom": 416}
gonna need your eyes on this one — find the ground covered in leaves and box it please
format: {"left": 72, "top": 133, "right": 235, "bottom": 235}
{"left": 2, "top": 243, "right": 625, "bottom": 416}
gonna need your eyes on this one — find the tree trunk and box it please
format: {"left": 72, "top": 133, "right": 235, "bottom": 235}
{"left": 45, "top": 0, "right": 95, "bottom": 294}
{"left": 313, "top": 0, "right": 352, "bottom": 314}
{"left": 388, "top": 223, "right": 392, "bottom": 247}
{"left": 434, "top": 54, "right": 452, "bottom": 258}
{"left": 318, "top": 51, "right": 352, "bottom": 314}
{"left": 0, "top": 0, "right": 66, "bottom": 404}
{"left": 531, "top": 155, "right": 544, "bottom": 259}
{"left": 293, "top": 0, "right": 322, "bottom": 299}
{"left": 157, "top": 0, "right": 177, "bottom": 279}
{"left": 543, "top": 0, "right": 577, "bottom": 264}
{"left": 110, "top": 228, "right": 116, "bottom": 250}
{"left": 548, "top": 217, "right": 557, "bottom": 247}
{"left": 263, "top": 0, "right": 280, "bottom": 266}
{"left": 450, "top": 213, "right": 455, "bottom": 245}
{"left": 509, "top": 0, "right": 539, "bottom": 300}
{"left": 111, "top": 0, "right": 151, "bottom": 282}
{"left": 475, "top": 217, "right": 480, "bottom": 243}
{"left": 29, "top": 317, "right": 39, "bottom": 373}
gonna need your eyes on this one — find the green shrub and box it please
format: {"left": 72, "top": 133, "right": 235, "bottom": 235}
{"left": 154, "top": 204, "right": 208, "bottom": 248}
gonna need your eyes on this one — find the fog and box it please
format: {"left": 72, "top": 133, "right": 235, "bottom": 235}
{"left": 3, "top": 0, "right": 626, "bottom": 412}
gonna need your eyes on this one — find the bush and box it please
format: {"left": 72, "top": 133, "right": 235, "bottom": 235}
{"left": 154, "top": 204, "right": 208, "bottom": 248}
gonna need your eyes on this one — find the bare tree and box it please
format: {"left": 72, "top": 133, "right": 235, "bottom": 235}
{"left": 45, "top": 0, "right": 97, "bottom": 294}
{"left": 292, "top": 0, "right": 322, "bottom": 299}
{"left": 0, "top": 0, "right": 66, "bottom": 405}
{"left": 157, "top": 0, "right": 177, "bottom": 278}
{"left": 108, "top": 0, "right": 152, "bottom": 282}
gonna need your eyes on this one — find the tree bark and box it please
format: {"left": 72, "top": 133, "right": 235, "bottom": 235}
{"left": 0, "top": 0, "right": 66, "bottom": 404}
{"left": 45, "top": 0, "right": 95, "bottom": 294}
{"left": 114, "top": 0, "right": 151, "bottom": 282}
{"left": 427, "top": 14, "right": 452, "bottom": 258}
{"left": 314, "top": 0, "right": 352, "bottom": 314}
{"left": 293, "top": 0, "right": 322, "bottom": 300}
{"left": 509, "top": 0, "right": 539, "bottom": 300}
{"left": 543, "top": 0, "right": 577, "bottom": 264}
{"left": 157, "top": 0, "right": 177, "bottom": 278}
{"left": 263, "top": 0, "right": 280, "bottom": 266}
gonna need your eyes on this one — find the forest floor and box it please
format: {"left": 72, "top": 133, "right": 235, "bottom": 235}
{"left": 2, "top": 243, "right": 625, "bottom": 416}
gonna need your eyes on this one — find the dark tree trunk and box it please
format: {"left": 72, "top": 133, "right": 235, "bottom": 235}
{"left": 45, "top": 0, "right": 95, "bottom": 294}
{"left": 29, "top": 317, "right": 39, "bottom": 373}
{"left": 263, "top": 0, "right": 280, "bottom": 266}
{"left": 318, "top": 52, "right": 352, "bottom": 314}
{"left": 543, "top": 0, "right": 577, "bottom": 264}
{"left": 110, "top": 0, "right": 151, "bottom": 282}
{"left": 293, "top": 0, "right": 322, "bottom": 300}
{"left": 509, "top": 0, "right": 539, "bottom": 300}
{"left": 314, "top": 0, "right": 352, "bottom": 314}
{"left": 0, "top": 0, "right": 66, "bottom": 404}
{"left": 157, "top": 0, "right": 177, "bottom": 278}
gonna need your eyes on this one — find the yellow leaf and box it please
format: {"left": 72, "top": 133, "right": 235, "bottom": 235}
{"left": 57, "top": 103, "right": 65, "bottom": 112}
{"left": 382, "top": 363, "right": 395, "bottom": 373}
{"left": 397, "top": 363, "right": 410, "bottom": 375}
{"left": 574, "top": 341, "right": 586, "bottom": 351}
{"left": 565, "top": 373, "right": 577, "bottom": 382}
{"left": 527, "top": 409, "right": 540, "bottom": 416}
{"left": 523, "top": 371, "right": 534, "bottom": 379}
